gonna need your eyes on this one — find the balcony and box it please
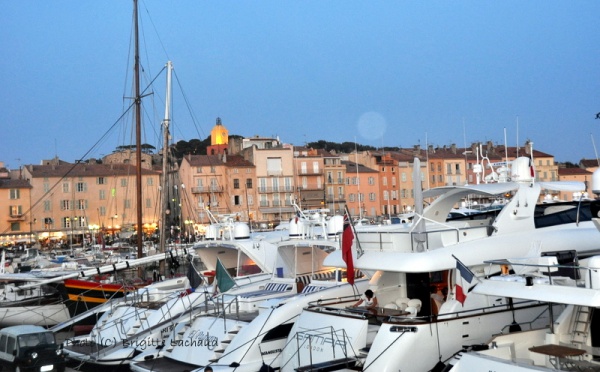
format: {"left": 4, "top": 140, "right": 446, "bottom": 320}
{"left": 8, "top": 213, "right": 25, "bottom": 221}
{"left": 191, "top": 185, "right": 224, "bottom": 193}
{"left": 260, "top": 201, "right": 270, "bottom": 207}
{"left": 258, "top": 186, "right": 295, "bottom": 193}
{"left": 298, "top": 169, "right": 321, "bottom": 176}
{"left": 296, "top": 185, "right": 324, "bottom": 192}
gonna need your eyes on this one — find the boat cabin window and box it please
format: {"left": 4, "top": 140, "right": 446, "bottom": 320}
{"left": 534, "top": 202, "right": 593, "bottom": 229}
{"left": 0, "top": 335, "right": 6, "bottom": 353}
{"left": 262, "top": 323, "right": 294, "bottom": 342}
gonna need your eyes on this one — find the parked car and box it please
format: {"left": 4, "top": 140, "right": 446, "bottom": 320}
{"left": 0, "top": 325, "right": 65, "bottom": 372}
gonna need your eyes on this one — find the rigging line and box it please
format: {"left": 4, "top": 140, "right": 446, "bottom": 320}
{"left": 362, "top": 331, "right": 409, "bottom": 371}
{"left": 139, "top": 0, "right": 171, "bottom": 61}
{"left": 173, "top": 70, "right": 208, "bottom": 140}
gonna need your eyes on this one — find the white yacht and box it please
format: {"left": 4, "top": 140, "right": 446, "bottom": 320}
{"left": 279, "top": 157, "right": 600, "bottom": 372}
{"left": 449, "top": 252, "right": 600, "bottom": 371}
{"left": 62, "top": 218, "right": 284, "bottom": 366}
{"left": 129, "top": 236, "right": 369, "bottom": 372}
{"left": 448, "top": 204, "right": 600, "bottom": 371}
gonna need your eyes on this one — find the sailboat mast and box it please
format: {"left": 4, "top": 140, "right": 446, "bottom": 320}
{"left": 159, "top": 61, "right": 172, "bottom": 254}
{"left": 134, "top": 0, "right": 143, "bottom": 259}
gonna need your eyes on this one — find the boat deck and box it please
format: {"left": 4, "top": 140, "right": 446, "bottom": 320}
{"left": 130, "top": 356, "right": 202, "bottom": 372}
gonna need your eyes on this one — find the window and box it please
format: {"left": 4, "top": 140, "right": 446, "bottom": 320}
{"left": 313, "top": 161, "right": 319, "bottom": 173}
{"left": 259, "top": 178, "right": 267, "bottom": 192}
{"left": 10, "top": 205, "right": 22, "bottom": 216}
{"left": 10, "top": 222, "right": 20, "bottom": 231}
{"left": 146, "top": 198, "right": 152, "bottom": 208}
{"left": 99, "top": 206, "right": 106, "bottom": 216}
{"left": 246, "top": 179, "right": 252, "bottom": 189}
{"left": 234, "top": 195, "right": 242, "bottom": 206}
{"left": 196, "top": 167, "right": 202, "bottom": 173}
{"left": 401, "top": 172, "right": 407, "bottom": 182}
{"left": 247, "top": 195, "right": 253, "bottom": 205}
{"left": 43, "top": 183, "right": 50, "bottom": 193}
{"left": 233, "top": 179, "right": 240, "bottom": 189}
{"left": 77, "top": 199, "right": 87, "bottom": 210}
{"left": 99, "top": 190, "right": 106, "bottom": 200}
{"left": 147, "top": 177, "right": 154, "bottom": 186}
{"left": 233, "top": 168, "right": 239, "bottom": 174}
{"left": 267, "top": 158, "right": 283, "bottom": 176}
{"left": 124, "top": 199, "right": 131, "bottom": 209}
{"left": 382, "top": 177, "right": 387, "bottom": 186}
{"left": 76, "top": 182, "right": 86, "bottom": 192}
{"left": 121, "top": 178, "right": 127, "bottom": 187}
{"left": 63, "top": 182, "right": 69, "bottom": 193}
{"left": 44, "top": 200, "right": 51, "bottom": 212}
{"left": 369, "top": 192, "right": 376, "bottom": 201}
{"left": 9, "top": 189, "right": 20, "bottom": 199}
{"left": 97, "top": 177, "right": 106, "bottom": 185}
{"left": 61, "top": 200, "right": 71, "bottom": 210}
{"left": 368, "top": 177, "right": 374, "bottom": 185}
{"left": 349, "top": 194, "right": 355, "bottom": 202}
{"left": 383, "top": 190, "right": 389, "bottom": 201}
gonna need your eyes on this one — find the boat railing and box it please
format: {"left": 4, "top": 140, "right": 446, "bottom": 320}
{"left": 206, "top": 294, "right": 240, "bottom": 332}
{"left": 483, "top": 258, "right": 588, "bottom": 287}
{"left": 280, "top": 325, "right": 355, "bottom": 371}
{"left": 357, "top": 222, "right": 490, "bottom": 253}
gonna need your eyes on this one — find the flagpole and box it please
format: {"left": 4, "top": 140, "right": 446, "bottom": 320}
{"left": 345, "top": 205, "right": 363, "bottom": 258}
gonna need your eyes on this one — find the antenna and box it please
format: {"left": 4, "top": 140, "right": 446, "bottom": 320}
{"left": 516, "top": 116, "right": 520, "bottom": 156}
{"left": 463, "top": 118, "right": 468, "bottom": 185}
{"left": 503, "top": 127, "right": 508, "bottom": 164}
{"left": 592, "top": 133, "right": 600, "bottom": 167}
{"left": 425, "top": 132, "right": 430, "bottom": 190}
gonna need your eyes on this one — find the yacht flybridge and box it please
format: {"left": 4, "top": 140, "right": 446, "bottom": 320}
{"left": 279, "top": 157, "right": 600, "bottom": 372}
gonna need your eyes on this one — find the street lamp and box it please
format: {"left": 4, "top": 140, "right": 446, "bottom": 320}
{"left": 184, "top": 219, "right": 194, "bottom": 243}
{"left": 110, "top": 214, "right": 118, "bottom": 241}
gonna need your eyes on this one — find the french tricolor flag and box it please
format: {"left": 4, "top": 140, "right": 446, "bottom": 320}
{"left": 455, "top": 258, "right": 476, "bottom": 306}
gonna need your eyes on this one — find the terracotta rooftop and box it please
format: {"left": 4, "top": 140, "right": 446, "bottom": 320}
{"left": 27, "top": 163, "right": 160, "bottom": 178}
{"left": 558, "top": 167, "right": 593, "bottom": 176}
{"left": 0, "top": 178, "right": 31, "bottom": 189}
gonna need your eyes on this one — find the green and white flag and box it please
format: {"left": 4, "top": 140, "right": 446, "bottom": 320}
{"left": 215, "top": 257, "right": 235, "bottom": 293}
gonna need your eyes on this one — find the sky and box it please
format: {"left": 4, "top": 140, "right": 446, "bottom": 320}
{"left": 2, "top": 1, "right": 600, "bottom": 169}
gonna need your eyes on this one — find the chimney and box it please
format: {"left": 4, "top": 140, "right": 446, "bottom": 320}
{"left": 428, "top": 145, "right": 434, "bottom": 154}
{"left": 451, "top": 144, "right": 456, "bottom": 154}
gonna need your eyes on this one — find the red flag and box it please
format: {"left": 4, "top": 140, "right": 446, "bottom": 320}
{"left": 342, "top": 210, "right": 355, "bottom": 285}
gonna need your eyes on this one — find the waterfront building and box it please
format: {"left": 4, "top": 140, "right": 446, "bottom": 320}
{"left": 343, "top": 161, "right": 379, "bottom": 219}
{"left": 0, "top": 162, "right": 33, "bottom": 246}
{"left": 20, "top": 158, "right": 160, "bottom": 247}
